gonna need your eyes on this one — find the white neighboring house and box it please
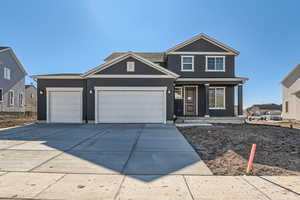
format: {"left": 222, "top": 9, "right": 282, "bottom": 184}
{"left": 281, "top": 64, "right": 300, "bottom": 121}
{"left": 0, "top": 47, "right": 27, "bottom": 112}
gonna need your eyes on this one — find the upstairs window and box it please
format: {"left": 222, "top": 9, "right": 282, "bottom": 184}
{"left": 181, "top": 56, "right": 194, "bottom": 71}
{"left": 4, "top": 67, "right": 11, "bottom": 80}
{"left": 0, "top": 88, "right": 3, "bottom": 102}
{"left": 285, "top": 101, "right": 289, "bottom": 113}
{"left": 9, "top": 90, "right": 14, "bottom": 106}
{"left": 209, "top": 87, "right": 225, "bottom": 109}
{"left": 206, "top": 56, "right": 225, "bottom": 71}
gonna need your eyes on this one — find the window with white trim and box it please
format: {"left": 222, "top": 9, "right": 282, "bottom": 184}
{"left": 0, "top": 88, "right": 3, "bottom": 102}
{"left": 181, "top": 56, "right": 194, "bottom": 71}
{"left": 4, "top": 67, "right": 11, "bottom": 80}
{"left": 127, "top": 61, "right": 135, "bottom": 72}
{"left": 285, "top": 101, "right": 289, "bottom": 113}
{"left": 206, "top": 56, "right": 225, "bottom": 71}
{"left": 9, "top": 90, "right": 14, "bottom": 106}
{"left": 209, "top": 87, "right": 225, "bottom": 109}
{"left": 19, "top": 93, "right": 24, "bottom": 106}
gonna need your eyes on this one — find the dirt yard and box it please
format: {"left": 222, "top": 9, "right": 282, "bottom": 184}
{"left": 179, "top": 124, "right": 300, "bottom": 176}
{"left": 0, "top": 113, "right": 37, "bottom": 129}
{"left": 247, "top": 120, "right": 300, "bottom": 129}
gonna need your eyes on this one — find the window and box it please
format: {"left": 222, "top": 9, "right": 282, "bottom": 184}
{"left": 209, "top": 87, "right": 225, "bottom": 109}
{"left": 4, "top": 67, "right": 11, "bottom": 80}
{"left": 181, "top": 56, "right": 194, "bottom": 71}
{"left": 127, "top": 61, "right": 135, "bottom": 72}
{"left": 9, "top": 90, "right": 14, "bottom": 106}
{"left": 175, "top": 87, "right": 183, "bottom": 99}
{"left": 285, "top": 101, "right": 289, "bottom": 113}
{"left": 0, "top": 88, "right": 3, "bottom": 102}
{"left": 31, "top": 93, "right": 34, "bottom": 99}
{"left": 206, "top": 56, "right": 225, "bottom": 71}
{"left": 19, "top": 93, "right": 24, "bottom": 106}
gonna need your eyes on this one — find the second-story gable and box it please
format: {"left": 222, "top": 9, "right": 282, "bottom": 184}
{"left": 165, "top": 34, "right": 239, "bottom": 78}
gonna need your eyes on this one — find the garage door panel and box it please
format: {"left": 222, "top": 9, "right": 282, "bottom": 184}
{"left": 48, "top": 91, "right": 82, "bottom": 123}
{"left": 97, "top": 90, "right": 165, "bottom": 123}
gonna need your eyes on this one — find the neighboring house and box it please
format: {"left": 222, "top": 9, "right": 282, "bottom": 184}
{"left": 245, "top": 103, "right": 282, "bottom": 116}
{"left": 25, "top": 85, "right": 37, "bottom": 113}
{"left": 281, "top": 64, "right": 300, "bottom": 121}
{"left": 0, "top": 47, "right": 27, "bottom": 112}
{"left": 32, "top": 34, "right": 248, "bottom": 123}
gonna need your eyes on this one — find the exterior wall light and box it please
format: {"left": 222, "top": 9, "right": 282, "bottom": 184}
{"left": 39, "top": 90, "right": 44, "bottom": 95}
{"left": 89, "top": 89, "right": 93, "bottom": 94}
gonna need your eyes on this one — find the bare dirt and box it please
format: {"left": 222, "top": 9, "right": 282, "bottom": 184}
{"left": 178, "top": 123, "right": 300, "bottom": 176}
{"left": 0, "top": 113, "right": 37, "bottom": 129}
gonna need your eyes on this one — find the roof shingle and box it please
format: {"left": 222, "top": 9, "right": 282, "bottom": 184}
{"left": 104, "top": 52, "right": 165, "bottom": 63}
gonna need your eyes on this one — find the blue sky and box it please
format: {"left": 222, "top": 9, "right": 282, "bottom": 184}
{"left": 1, "top": 0, "right": 299, "bottom": 107}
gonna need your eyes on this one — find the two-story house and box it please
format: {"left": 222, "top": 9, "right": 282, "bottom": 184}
{"left": 0, "top": 47, "right": 27, "bottom": 112}
{"left": 32, "top": 34, "right": 248, "bottom": 123}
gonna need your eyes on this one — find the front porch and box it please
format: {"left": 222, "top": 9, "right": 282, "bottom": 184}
{"left": 174, "top": 78, "right": 246, "bottom": 122}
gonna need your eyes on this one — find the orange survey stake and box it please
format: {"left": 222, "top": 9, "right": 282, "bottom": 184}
{"left": 246, "top": 144, "right": 257, "bottom": 174}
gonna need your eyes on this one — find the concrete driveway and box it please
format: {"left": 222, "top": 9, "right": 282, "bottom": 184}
{"left": 1, "top": 124, "right": 298, "bottom": 200}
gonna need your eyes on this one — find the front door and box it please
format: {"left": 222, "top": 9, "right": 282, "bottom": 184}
{"left": 184, "top": 86, "right": 197, "bottom": 116}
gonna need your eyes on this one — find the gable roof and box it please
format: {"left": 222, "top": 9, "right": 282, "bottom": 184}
{"left": 281, "top": 64, "right": 300, "bottom": 87}
{"left": 0, "top": 47, "right": 27, "bottom": 75}
{"left": 165, "top": 34, "right": 240, "bottom": 55}
{"left": 82, "top": 52, "right": 179, "bottom": 78}
{"left": 104, "top": 52, "right": 165, "bottom": 63}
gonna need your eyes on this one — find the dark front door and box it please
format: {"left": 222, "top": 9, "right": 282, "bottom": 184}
{"left": 184, "top": 86, "right": 197, "bottom": 116}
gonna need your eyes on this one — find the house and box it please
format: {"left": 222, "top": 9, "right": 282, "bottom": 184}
{"left": 31, "top": 34, "right": 248, "bottom": 123}
{"left": 281, "top": 64, "right": 300, "bottom": 121}
{"left": 245, "top": 103, "right": 282, "bottom": 116}
{"left": 0, "top": 47, "right": 27, "bottom": 112}
{"left": 25, "top": 85, "right": 37, "bottom": 113}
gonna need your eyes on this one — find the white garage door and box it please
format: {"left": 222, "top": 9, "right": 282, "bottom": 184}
{"left": 47, "top": 88, "right": 82, "bottom": 123}
{"left": 96, "top": 87, "right": 166, "bottom": 123}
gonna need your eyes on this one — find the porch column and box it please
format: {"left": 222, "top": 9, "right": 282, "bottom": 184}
{"left": 238, "top": 84, "right": 243, "bottom": 116}
{"left": 204, "top": 83, "right": 210, "bottom": 117}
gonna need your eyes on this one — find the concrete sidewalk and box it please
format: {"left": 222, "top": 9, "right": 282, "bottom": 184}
{"left": 0, "top": 172, "right": 299, "bottom": 200}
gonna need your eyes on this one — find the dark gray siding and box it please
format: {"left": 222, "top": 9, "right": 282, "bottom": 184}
{"left": 96, "top": 57, "right": 165, "bottom": 75}
{"left": 37, "top": 79, "right": 86, "bottom": 121}
{"left": 87, "top": 78, "right": 175, "bottom": 121}
{"left": 167, "top": 55, "right": 235, "bottom": 78}
{"left": 175, "top": 38, "right": 226, "bottom": 52}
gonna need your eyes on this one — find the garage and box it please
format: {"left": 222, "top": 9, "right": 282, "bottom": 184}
{"left": 95, "top": 87, "right": 167, "bottom": 123}
{"left": 46, "top": 88, "right": 83, "bottom": 123}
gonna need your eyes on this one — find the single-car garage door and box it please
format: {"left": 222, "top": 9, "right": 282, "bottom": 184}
{"left": 47, "top": 88, "right": 83, "bottom": 123}
{"left": 95, "top": 87, "right": 166, "bottom": 123}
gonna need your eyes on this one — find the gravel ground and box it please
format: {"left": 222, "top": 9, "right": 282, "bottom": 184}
{"left": 0, "top": 114, "right": 36, "bottom": 129}
{"left": 178, "top": 124, "right": 300, "bottom": 176}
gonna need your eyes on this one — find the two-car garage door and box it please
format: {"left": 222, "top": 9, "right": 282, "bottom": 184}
{"left": 95, "top": 87, "right": 166, "bottom": 123}
{"left": 47, "top": 87, "right": 166, "bottom": 123}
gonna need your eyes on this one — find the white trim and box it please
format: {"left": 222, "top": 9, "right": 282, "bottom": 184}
{"left": 31, "top": 75, "right": 82, "bottom": 79}
{"left": 9, "top": 90, "right": 14, "bottom": 106}
{"left": 168, "top": 52, "right": 235, "bottom": 55}
{"left": 165, "top": 34, "right": 240, "bottom": 55}
{"left": 46, "top": 87, "right": 83, "bottom": 123}
{"left": 183, "top": 85, "right": 198, "bottom": 116}
{"left": 174, "top": 87, "right": 183, "bottom": 100}
{"left": 4, "top": 67, "right": 11, "bottom": 80}
{"left": 89, "top": 74, "right": 174, "bottom": 78}
{"left": 205, "top": 56, "right": 225, "bottom": 72}
{"left": 94, "top": 87, "right": 167, "bottom": 124}
{"left": 176, "top": 77, "right": 248, "bottom": 82}
{"left": 0, "top": 88, "right": 3, "bottom": 102}
{"left": 208, "top": 87, "right": 226, "bottom": 110}
{"left": 83, "top": 52, "right": 179, "bottom": 78}
{"left": 181, "top": 56, "right": 194, "bottom": 72}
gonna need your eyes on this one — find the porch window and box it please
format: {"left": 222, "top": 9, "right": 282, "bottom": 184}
{"left": 175, "top": 87, "right": 183, "bottom": 99}
{"left": 206, "top": 56, "right": 225, "bottom": 71}
{"left": 209, "top": 87, "right": 225, "bottom": 109}
{"left": 181, "top": 56, "right": 194, "bottom": 71}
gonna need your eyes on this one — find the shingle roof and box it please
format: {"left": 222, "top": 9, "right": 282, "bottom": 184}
{"left": 252, "top": 103, "right": 282, "bottom": 110}
{"left": 0, "top": 47, "right": 9, "bottom": 51}
{"left": 25, "top": 85, "right": 36, "bottom": 89}
{"left": 33, "top": 73, "right": 81, "bottom": 76}
{"left": 104, "top": 52, "right": 165, "bottom": 63}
